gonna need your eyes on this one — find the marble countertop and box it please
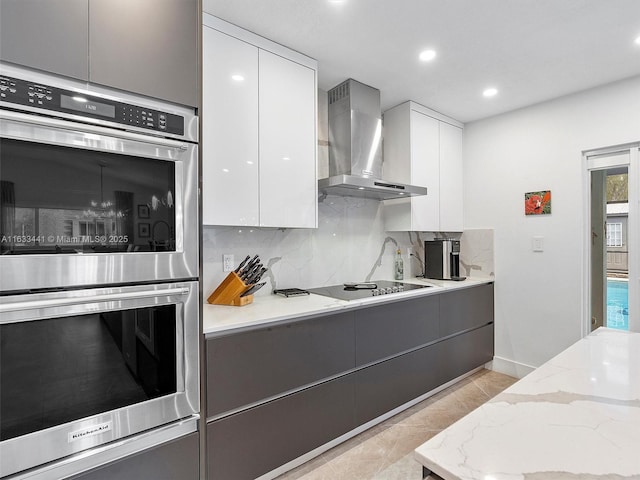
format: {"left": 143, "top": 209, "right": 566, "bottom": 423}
{"left": 415, "top": 327, "right": 640, "bottom": 479}
{"left": 203, "top": 276, "right": 493, "bottom": 336}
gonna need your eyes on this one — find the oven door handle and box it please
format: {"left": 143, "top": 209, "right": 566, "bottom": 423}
{"left": 0, "top": 109, "right": 189, "bottom": 151}
{"left": 0, "top": 287, "right": 190, "bottom": 316}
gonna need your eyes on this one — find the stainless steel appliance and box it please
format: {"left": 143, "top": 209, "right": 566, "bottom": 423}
{"left": 318, "top": 79, "right": 428, "bottom": 200}
{"left": 424, "top": 239, "right": 466, "bottom": 281}
{"left": 0, "top": 63, "right": 200, "bottom": 479}
{"left": 307, "top": 280, "right": 430, "bottom": 301}
{"left": 0, "top": 63, "right": 198, "bottom": 292}
{"left": 0, "top": 281, "right": 199, "bottom": 478}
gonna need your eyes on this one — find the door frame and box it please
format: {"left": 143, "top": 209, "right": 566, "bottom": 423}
{"left": 583, "top": 143, "right": 639, "bottom": 336}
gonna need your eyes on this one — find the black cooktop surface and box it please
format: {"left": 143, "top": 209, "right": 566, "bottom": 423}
{"left": 307, "top": 280, "right": 429, "bottom": 301}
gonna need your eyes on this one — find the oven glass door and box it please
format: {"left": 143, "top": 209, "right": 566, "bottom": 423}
{"left": 1, "top": 305, "right": 177, "bottom": 441}
{"left": 0, "top": 281, "right": 199, "bottom": 478}
{"left": 0, "top": 136, "right": 176, "bottom": 255}
{"left": 0, "top": 110, "right": 198, "bottom": 290}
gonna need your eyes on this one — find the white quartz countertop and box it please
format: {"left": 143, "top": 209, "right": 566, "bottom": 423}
{"left": 203, "top": 276, "right": 493, "bottom": 336}
{"left": 415, "top": 327, "right": 640, "bottom": 479}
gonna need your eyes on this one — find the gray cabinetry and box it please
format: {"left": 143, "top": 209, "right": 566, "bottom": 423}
{"left": 68, "top": 432, "right": 199, "bottom": 480}
{"left": 0, "top": 0, "right": 198, "bottom": 106}
{"left": 207, "top": 376, "right": 355, "bottom": 480}
{"left": 89, "top": 0, "right": 198, "bottom": 106}
{"left": 207, "top": 311, "right": 355, "bottom": 417}
{"left": 440, "top": 283, "right": 494, "bottom": 336}
{"left": 436, "top": 324, "right": 494, "bottom": 382}
{"left": 0, "top": 0, "right": 89, "bottom": 80}
{"left": 205, "top": 284, "right": 495, "bottom": 480}
{"left": 355, "top": 295, "right": 439, "bottom": 366}
{"left": 355, "top": 345, "right": 440, "bottom": 425}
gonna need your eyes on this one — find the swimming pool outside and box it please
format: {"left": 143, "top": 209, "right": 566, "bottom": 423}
{"left": 607, "top": 278, "right": 629, "bottom": 330}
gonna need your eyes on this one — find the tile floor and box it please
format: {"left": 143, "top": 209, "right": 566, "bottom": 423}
{"left": 275, "top": 369, "right": 517, "bottom": 480}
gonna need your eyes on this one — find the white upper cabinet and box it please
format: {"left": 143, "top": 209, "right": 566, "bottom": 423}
{"left": 438, "top": 121, "right": 464, "bottom": 232}
{"left": 202, "top": 14, "right": 318, "bottom": 228}
{"left": 258, "top": 50, "right": 317, "bottom": 228}
{"left": 202, "top": 27, "right": 259, "bottom": 226}
{"left": 383, "top": 101, "right": 463, "bottom": 232}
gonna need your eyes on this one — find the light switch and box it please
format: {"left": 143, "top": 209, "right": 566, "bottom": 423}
{"left": 532, "top": 236, "right": 544, "bottom": 252}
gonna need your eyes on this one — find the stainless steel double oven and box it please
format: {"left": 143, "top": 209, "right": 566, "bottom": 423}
{"left": 0, "top": 63, "right": 200, "bottom": 479}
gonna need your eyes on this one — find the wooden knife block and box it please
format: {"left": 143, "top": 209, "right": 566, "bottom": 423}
{"left": 207, "top": 272, "right": 254, "bottom": 306}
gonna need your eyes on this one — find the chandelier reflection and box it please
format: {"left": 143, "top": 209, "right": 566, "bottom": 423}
{"left": 150, "top": 190, "right": 173, "bottom": 211}
{"left": 83, "top": 164, "right": 125, "bottom": 219}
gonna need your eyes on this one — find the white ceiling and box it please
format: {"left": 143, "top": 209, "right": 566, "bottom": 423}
{"left": 203, "top": 0, "right": 640, "bottom": 123}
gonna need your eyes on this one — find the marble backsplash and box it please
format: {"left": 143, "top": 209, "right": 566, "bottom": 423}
{"left": 202, "top": 196, "right": 494, "bottom": 297}
{"left": 460, "top": 228, "right": 495, "bottom": 278}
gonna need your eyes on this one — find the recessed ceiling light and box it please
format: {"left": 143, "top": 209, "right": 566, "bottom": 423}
{"left": 419, "top": 49, "right": 437, "bottom": 62}
{"left": 328, "top": 0, "right": 345, "bottom": 4}
{"left": 635, "top": 35, "right": 640, "bottom": 45}
{"left": 483, "top": 87, "right": 498, "bottom": 98}
{"left": 222, "top": 168, "right": 229, "bottom": 173}
{"left": 231, "top": 74, "right": 244, "bottom": 82}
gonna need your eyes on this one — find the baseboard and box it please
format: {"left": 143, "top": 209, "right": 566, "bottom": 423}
{"left": 486, "top": 356, "right": 536, "bottom": 378}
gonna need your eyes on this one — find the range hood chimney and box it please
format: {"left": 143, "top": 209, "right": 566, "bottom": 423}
{"left": 319, "top": 79, "right": 427, "bottom": 200}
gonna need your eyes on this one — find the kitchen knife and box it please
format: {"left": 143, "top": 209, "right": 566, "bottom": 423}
{"left": 243, "top": 263, "right": 262, "bottom": 282}
{"left": 240, "top": 282, "right": 266, "bottom": 297}
{"left": 239, "top": 256, "right": 259, "bottom": 278}
{"left": 241, "top": 255, "right": 260, "bottom": 276}
{"left": 247, "top": 267, "right": 267, "bottom": 285}
{"left": 234, "top": 255, "right": 251, "bottom": 273}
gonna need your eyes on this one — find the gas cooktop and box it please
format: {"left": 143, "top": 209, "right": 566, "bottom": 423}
{"left": 307, "top": 280, "right": 430, "bottom": 302}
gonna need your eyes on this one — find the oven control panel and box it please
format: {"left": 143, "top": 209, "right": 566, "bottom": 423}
{"left": 0, "top": 74, "right": 184, "bottom": 136}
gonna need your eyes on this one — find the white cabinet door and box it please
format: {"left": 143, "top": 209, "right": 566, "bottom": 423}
{"left": 258, "top": 50, "right": 317, "bottom": 228}
{"left": 202, "top": 27, "right": 259, "bottom": 226}
{"left": 439, "top": 122, "right": 463, "bottom": 232}
{"left": 410, "top": 110, "right": 440, "bottom": 231}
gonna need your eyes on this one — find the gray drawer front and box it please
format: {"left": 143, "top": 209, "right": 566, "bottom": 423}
{"left": 207, "top": 375, "right": 355, "bottom": 480}
{"left": 436, "top": 324, "right": 495, "bottom": 381}
{"left": 69, "top": 433, "right": 199, "bottom": 480}
{"left": 207, "top": 311, "right": 355, "bottom": 417}
{"left": 439, "top": 284, "right": 494, "bottom": 336}
{"left": 355, "top": 295, "right": 440, "bottom": 366}
{"left": 355, "top": 344, "right": 440, "bottom": 425}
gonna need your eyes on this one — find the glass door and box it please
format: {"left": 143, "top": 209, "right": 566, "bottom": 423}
{"left": 586, "top": 146, "right": 638, "bottom": 333}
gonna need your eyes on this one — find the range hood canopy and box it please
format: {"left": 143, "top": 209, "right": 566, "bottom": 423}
{"left": 320, "top": 79, "right": 427, "bottom": 200}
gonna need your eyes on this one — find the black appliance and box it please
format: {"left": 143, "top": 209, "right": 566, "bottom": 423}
{"left": 424, "top": 239, "right": 466, "bottom": 281}
{"left": 307, "top": 280, "right": 429, "bottom": 301}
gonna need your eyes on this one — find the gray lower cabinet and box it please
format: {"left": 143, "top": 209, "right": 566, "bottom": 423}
{"left": 207, "top": 311, "right": 355, "bottom": 417}
{"left": 68, "top": 432, "right": 199, "bottom": 480}
{"left": 207, "top": 375, "right": 355, "bottom": 480}
{"left": 440, "top": 283, "right": 494, "bottom": 336}
{"left": 89, "top": 0, "right": 198, "bottom": 106}
{"left": 436, "top": 324, "right": 495, "bottom": 382}
{"left": 355, "top": 343, "right": 441, "bottom": 425}
{"left": 0, "top": 0, "right": 89, "bottom": 80}
{"left": 355, "top": 295, "right": 439, "bottom": 366}
{"left": 205, "top": 284, "right": 495, "bottom": 480}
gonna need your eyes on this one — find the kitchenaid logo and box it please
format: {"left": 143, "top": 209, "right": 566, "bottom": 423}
{"left": 68, "top": 421, "right": 112, "bottom": 443}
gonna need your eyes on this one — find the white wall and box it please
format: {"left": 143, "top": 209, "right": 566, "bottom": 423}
{"left": 464, "top": 75, "right": 640, "bottom": 377}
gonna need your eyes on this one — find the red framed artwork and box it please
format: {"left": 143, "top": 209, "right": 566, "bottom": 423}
{"left": 525, "top": 190, "right": 551, "bottom": 215}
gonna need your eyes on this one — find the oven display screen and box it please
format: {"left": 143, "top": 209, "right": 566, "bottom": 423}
{"left": 60, "top": 94, "right": 116, "bottom": 118}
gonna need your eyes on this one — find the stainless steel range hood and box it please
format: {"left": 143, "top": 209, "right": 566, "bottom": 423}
{"left": 319, "top": 79, "right": 427, "bottom": 200}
